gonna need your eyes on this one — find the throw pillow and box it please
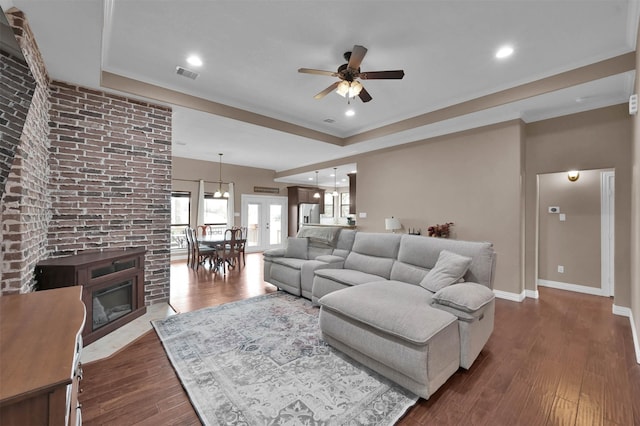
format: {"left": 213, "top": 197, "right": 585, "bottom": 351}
{"left": 285, "top": 237, "right": 308, "bottom": 260}
{"left": 420, "top": 250, "right": 472, "bottom": 292}
{"left": 432, "top": 283, "right": 494, "bottom": 312}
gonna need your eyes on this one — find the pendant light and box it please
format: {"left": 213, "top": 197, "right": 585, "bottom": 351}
{"left": 332, "top": 167, "right": 339, "bottom": 196}
{"left": 313, "top": 171, "right": 321, "bottom": 198}
{"left": 214, "top": 153, "right": 229, "bottom": 198}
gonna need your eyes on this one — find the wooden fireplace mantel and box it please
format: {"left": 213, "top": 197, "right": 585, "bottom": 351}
{"left": 35, "top": 247, "right": 147, "bottom": 345}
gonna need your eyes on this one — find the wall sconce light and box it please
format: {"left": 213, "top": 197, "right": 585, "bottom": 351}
{"left": 385, "top": 216, "right": 401, "bottom": 233}
{"left": 567, "top": 170, "right": 580, "bottom": 182}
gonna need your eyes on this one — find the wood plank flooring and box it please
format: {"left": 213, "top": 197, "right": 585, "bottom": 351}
{"left": 80, "top": 253, "right": 640, "bottom": 425}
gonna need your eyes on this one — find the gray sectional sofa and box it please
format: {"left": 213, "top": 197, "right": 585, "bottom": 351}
{"left": 263, "top": 225, "right": 496, "bottom": 399}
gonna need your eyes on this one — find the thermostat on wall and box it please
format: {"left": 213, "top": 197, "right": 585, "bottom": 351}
{"left": 548, "top": 206, "right": 560, "bottom": 213}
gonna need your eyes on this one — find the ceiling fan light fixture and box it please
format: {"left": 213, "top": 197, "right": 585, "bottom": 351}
{"left": 336, "top": 80, "right": 363, "bottom": 98}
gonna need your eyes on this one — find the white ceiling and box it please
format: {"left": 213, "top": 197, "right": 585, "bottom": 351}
{"left": 4, "top": 0, "right": 639, "bottom": 187}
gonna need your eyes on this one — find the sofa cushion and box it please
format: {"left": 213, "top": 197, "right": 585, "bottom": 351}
{"left": 319, "top": 281, "right": 455, "bottom": 345}
{"left": 314, "top": 268, "right": 386, "bottom": 287}
{"left": 420, "top": 250, "right": 472, "bottom": 292}
{"left": 351, "top": 232, "right": 402, "bottom": 258}
{"left": 398, "top": 235, "right": 495, "bottom": 288}
{"left": 432, "top": 283, "right": 495, "bottom": 313}
{"left": 344, "top": 252, "right": 395, "bottom": 279}
{"left": 285, "top": 237, "right": 308, "bottom": 260}
{"left": 390, "top": 261, "right": 429, "bottom": 285}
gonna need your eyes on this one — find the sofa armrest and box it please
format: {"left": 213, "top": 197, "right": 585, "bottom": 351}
{"left": 263, "top": 248, "right": 286, "bottom": 258}
{"left": 431, "top": 283, "right": 494, "bottom": 322}
{"left": 300, "top": 259, "right": 345, "bottom": 297}
{"left": 315, "top": 254, "right": 346, "bottom": 264}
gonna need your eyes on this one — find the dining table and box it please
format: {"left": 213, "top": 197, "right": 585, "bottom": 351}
{"left": 198, "top": 234, "right": 246, "bottom": 272}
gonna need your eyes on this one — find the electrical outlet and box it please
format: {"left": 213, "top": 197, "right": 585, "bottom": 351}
{"left": 557, "top": 265, "right": 564, "bottom": 273}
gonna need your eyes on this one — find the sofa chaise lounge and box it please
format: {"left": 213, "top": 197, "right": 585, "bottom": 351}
{"left": 263, "top": 226, "right": 496, "bottom": 399}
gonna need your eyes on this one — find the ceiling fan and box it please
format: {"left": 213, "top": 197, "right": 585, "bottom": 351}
{"left": 298, "top": 45, "right": 404, "bottom": 103}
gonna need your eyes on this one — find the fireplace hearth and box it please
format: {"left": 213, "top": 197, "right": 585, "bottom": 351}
{"left": 35, "top": 247, "right": 147, "bottom": 345}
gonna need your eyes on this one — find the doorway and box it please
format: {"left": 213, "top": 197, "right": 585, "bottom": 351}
{"left": 536, "top": 169, "right": 615, "bottom": 297}
{"left": 241, "top": 195, "right": 287, "bottom": 252}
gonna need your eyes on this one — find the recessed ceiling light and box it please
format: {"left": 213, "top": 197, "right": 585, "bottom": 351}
{"left": 495, "top": 45, "right": 514, "bottom": 59}
{"left": 187, "top": 55, "right": 203, "bottom": 67}
{"left": 345, "top": 109, "right": 355, "bottom": 117}
{"left": 307, "top": 177, "right": 314, "bottom": 181}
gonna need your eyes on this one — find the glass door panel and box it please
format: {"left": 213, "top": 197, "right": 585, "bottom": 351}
{"left": 247, "top": 203, "right": 260, "bottom": 247}
{"left": 269, "top": 204, "right": 282, "bottom": 245}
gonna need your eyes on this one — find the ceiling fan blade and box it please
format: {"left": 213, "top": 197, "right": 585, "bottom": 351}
{"left": 298, "top": 68, "right": 339, "bottom": 77}
{"left": 359, "top": 70, "right": 405, "bottom": 80}
{"left": 347, "top": 45, "right": 367, "bottom": 70}
{"left": 358, "top": 87, "right": 372, "bottom": 103}
{"left": 314, "top": 81, "right": 340, "bottom": 99}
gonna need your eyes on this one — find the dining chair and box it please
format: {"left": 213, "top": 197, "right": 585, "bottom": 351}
{"left": 184, "top": 226, "right": 193, "bottom": 267}
{"left": 235, "top": 226, "right": 247, "bottom": 266}
{"left": 215, "top": 228, "right": 242, "bottom": 275}
{"left": 189, "top": 227, "right": 217, "bottom": 269}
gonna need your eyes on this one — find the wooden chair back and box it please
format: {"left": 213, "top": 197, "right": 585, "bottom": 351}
{"left": 216, "top": 228, "right": 243, "bottom": 275}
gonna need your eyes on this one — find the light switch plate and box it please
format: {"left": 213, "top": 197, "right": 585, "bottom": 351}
{"left": 359, "top": 212, "right": 367, "bottom": 218}
{"left": 559, "top": 213, "right": 566, "bottom": 221}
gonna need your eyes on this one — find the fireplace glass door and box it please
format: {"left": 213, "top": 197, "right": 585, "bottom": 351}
{"left": 92, "top": 280, "right": 133, "bottom": 331}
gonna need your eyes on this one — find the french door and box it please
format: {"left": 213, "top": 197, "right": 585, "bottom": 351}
{"left": 241, "top": 195, "right": 288, "bottom": 252}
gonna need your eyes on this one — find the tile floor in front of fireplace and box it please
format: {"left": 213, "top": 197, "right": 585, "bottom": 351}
{"left": 81, "top": 303, "right": 176, "bottom": 363}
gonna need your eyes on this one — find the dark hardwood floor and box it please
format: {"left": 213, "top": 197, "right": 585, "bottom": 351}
{"left": 81, "top": 253, "right": 640, "bottom": 425}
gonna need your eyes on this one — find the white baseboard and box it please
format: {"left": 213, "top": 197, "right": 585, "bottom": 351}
{"left": 537, "top": 279, "right": 608, "bottom": 297}
{"left": 493, "top": 289, "right": 525, "bottom": 302}
{"left": 612, "top": 304, "right": 631, "bottom": 317}
{"left": 633, "top": 313, "right": 640, "bottom": 364}
{"left": 525, "top": 289, "right": 539, "bottom": 299}
{"left": 612, "top": 306, "right": 640, "bottom": 364}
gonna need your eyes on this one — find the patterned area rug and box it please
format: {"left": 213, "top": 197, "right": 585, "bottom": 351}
{"left": 152, "top": 292, "right": 417, "bottom": 425}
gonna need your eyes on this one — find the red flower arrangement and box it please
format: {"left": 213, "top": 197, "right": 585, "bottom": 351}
{"left": 427, "top": 222, "right": 454, "bottom": 238}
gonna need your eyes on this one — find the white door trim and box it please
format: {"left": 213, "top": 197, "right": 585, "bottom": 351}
{"left": 600, "top": 171, "right": 615, "bottom": 297}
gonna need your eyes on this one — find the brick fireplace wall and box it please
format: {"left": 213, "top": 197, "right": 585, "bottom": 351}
{"left": 1, "top": 9, "right": 51, "bottom": 294}
{"left": 1, "top": 8, "right": 173, "bottom": 305}
{"left": 0, "top": 49, "right": 35, "bottom": 197}
{"left": 48, "top": 83, "right": 172, "bottom": 304}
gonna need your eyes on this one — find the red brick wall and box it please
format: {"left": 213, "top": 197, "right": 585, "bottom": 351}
{"left": 1, "top": 9, "right": 172, "bottom": 305}
{"left": 1, "top": 9, "right": 51, "bottom": 294}
{"left": 48, "top": 82, "right": 172, "bottom": 305}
